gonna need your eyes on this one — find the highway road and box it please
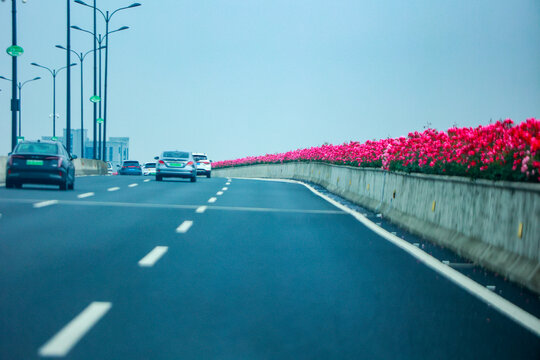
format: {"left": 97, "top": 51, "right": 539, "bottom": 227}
{"left": 0, "top": 175, "right": 538, "bottom": 359}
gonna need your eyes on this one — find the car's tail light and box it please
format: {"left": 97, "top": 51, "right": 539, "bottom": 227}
{"left": 186, "top": 161, "right": 194, "bottom": 166}
{"left": 158, "top": 160, "right": 165, "bottom": 164}
{"left": 45, "top": 156, "right": 62, "bottom": 167}
{"left": 8, "top": 154, "right": 24, "bottom": 166}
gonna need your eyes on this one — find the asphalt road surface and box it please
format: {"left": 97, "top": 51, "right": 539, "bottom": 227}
{"left": 0, "top": 175, "right": 538, "bottom": 359}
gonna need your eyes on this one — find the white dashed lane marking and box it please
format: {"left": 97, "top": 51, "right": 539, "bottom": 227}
{"left": 77, "top": 192, "right": 94, "bottom": 199}
{"left": 176, "top": 220, "right": 194, "bottom": 234}
{"left": 144, "top": 179, "right": 151, "bottom": 183}
{"left": 222, "top": 187, "right": 228, "bottom": 191}
{"left": 138, "top": 246, "right": 168, "bottom": 267}
{"left": 216, "top": 191, "right": 223, "bottom": 196}
{"left": 195, "top": 206, "right": 207, "bottom": 213}
{"left": 33, "top": 200, "right": 59, "bottom": 208}
{"left": 107, "top": 187, "right": 120, "bottom": 192}
{"left": 128, "top": 183, "right": 138, "bottom": 188}
{"left": 38, "top": 302, "right": 112, "bottom": 357}
{"left": 208, "top": 197, "right": 217, "bottom": 203}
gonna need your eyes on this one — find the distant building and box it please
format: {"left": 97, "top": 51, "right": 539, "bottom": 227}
{"left": 85, "top": 137, "right": 129, "bottom": 166}
{"left": 44, "top": 130, "right": 129, "bottom": 166}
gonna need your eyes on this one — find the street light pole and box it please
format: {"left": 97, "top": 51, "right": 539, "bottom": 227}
{"left": 56, "top": 45, "right": 104, "bottom": 158}
{"left": 103, "top": 11, "right": 109, "bottom": 161}
{"left": 53, "top": 75, "right": 56, "bottom": 136}
{"left": 93, "top": 0, "right": 97, "bottom": 159}
{"left": 17, "top": 78, "right": 41, "bottom": 137}
{"left": 98, "top": 36, "right": 103, "bottom": 160}
{"left": 66, "top": 0, "right": 72, "bottom": 153}
{"left": 31, "top": 62, "right": 77, "bottom": 138}
{"left": 11, "top": 0, "right": 18, "bottom": 150}
{"left": 0, "top": 75, "right": 40, "bottom": 139}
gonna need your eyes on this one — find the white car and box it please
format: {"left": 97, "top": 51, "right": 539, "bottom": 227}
{"left": 106, "top": 162, "right": 118, "bottom": 175}
{"left": 193, "top": 153, "right": 212, "bottom": 178}
{"left": 142, "top": 162, "right": 157, "bottom": 176}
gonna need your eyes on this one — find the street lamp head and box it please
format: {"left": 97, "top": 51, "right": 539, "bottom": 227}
{"left": 128, "top": 3, "right": 142, "bottom": 8}
{"left": 70, "top": 63, "right": 78, "bottom": 67}
{"left": 74, "top": 0, "right": 89, "bottom": 6}
{"left": 55, "top": 45, "right": 67, "bottom": 50}
{"left": 118, "top": 26, "right": 129, "bottom": 31}
{"left": 33, "top": 77, "right": 41, "bottom": 80}
{"left": 71, "top": 25, "right": 82, "bottom": 30}
{"left": 30, "top": 62, "right": 40, "bottom": 66}
{"left": 0, "top": 75, "right": 9, "bottom": 81}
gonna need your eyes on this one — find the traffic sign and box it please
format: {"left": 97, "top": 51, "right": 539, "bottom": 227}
{"left": 90, "top": 95, "right": 101, "bottom": 103}
{"left": 97, "top": 118, "right": 104, "bottom": 124}
{"left": 51, "top": 136, "right": 58, "bottom": 141}
{"left": 16, "top": 136, "right": 24, "bottom": 143}
{"left": 6, "top": 45, "right": 24, "bottom": 57}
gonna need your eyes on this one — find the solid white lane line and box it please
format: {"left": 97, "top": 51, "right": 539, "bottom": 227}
{"left": 38, "top": 302, "right": 112, "bottom": 357}
{"left": 176, "top": 220, "right": 193, "bottom": 234}
{"left": 128, "top": 183, "right": 138, "bottom": 188}
{"left": 138, "top": 246, "right": 168, "bottom": 267}
{"left": 238, "top": 177, "right": 540, "bottom": 338}
{"left": 208, "top": 197, "right": 217, "bottom": 203}
{"left": 195, "top": 206, "right": 207, "bottom": 213}
{"left": 144, "top": 179, "right": 151, "bottom": 182}
{"left": 222, "top": 187, "right": 228, "bottom": 191}
{"left": 77, "top": 192, "right": 94, "bottom": 199}
{"left": 216, "top": 191, "right": 224, "bottom": 196}
{"left": 107, "top": 187, "right": 120, "bottom": 192}
{"left": 33, "top": 200, "right": 59, "bottom": 208}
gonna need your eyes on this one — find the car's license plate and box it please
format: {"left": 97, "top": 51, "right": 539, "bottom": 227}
{"left": 169, "top": 162, "right": 184, "bottom": 167}
{"left": 27, "top": 159, "right": 43, "bottom": 166}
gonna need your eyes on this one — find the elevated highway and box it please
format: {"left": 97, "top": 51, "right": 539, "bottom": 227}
{"left": 0, "top": 175, "right": 538, "bottom": 359}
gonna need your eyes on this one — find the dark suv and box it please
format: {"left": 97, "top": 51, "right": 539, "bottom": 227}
{"left": 5, "top": 140, "right": 76, "bottom": 190}
{"left": 118, "top": 160, "right": 142, "bottom": 175}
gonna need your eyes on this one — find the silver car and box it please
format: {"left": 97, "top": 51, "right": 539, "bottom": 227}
{"left": 155, "top": 151, "right": 197, "bottom": 182}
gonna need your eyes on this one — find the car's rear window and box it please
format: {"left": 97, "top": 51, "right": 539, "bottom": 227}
{"left": 194, "top": 155, "right": 207, "bottom": 161}
{"left": 123, "top": 161, "right": 139, "bottom": 166}
{"left": 16, "top": 143, "right": 58, "bottom": 154}
{"left": 144, "top": 163, "right": 156, "bottom": 168}
{"left": 163, "top": 151, "right": 189, "bottom": 158}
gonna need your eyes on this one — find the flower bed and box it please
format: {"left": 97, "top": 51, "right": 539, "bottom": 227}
{"left": 214, "top": 118, "right": 540, "bottom": 182}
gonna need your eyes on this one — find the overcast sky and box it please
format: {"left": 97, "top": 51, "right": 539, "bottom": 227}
{"left": 1, "top": 0, "right": 539, "bottom": 162}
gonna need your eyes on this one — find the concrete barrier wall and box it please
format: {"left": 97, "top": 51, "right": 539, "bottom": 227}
{"left": 73, "top": 158, "right": 108, "bottom": 176}
{"left": 0, "top": 156, "right": 6, "bottom": 183}
{"left": 214, "top": 163, "right": 540, "bottom": 293}
{"left": 1, "top": 156, "right": 107, "bottom": 181}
